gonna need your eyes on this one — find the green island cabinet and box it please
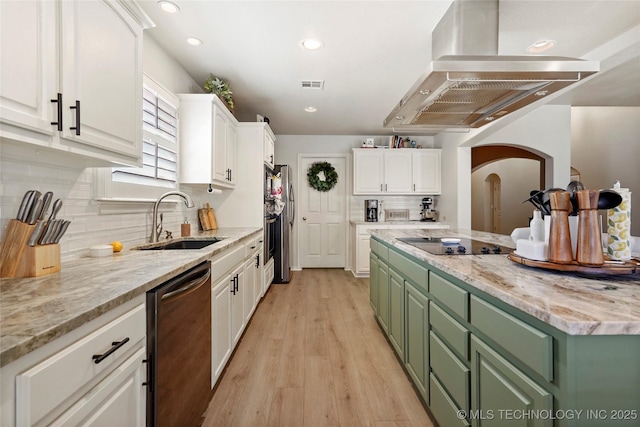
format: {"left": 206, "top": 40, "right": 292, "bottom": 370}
{"left": 369, "top": 237, "right": 640, "bottom": 427}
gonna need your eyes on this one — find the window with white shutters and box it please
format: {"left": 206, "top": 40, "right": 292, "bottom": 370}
{"left": 94, "top": 75, "right": 181, "bottom": 207}
{"left": 112, "top": 78, "right": 178, "bottom": 188}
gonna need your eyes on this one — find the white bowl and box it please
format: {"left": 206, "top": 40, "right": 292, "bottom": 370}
{"left": 90, "top": 245, "right": 113, "bottom": 258}
{"left": 441, "top": 238, "right": 461, "bottom": 245}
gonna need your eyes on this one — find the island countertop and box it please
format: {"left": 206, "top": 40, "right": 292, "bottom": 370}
{"left": 0, "top": 227, "right": 261, "bottom": 367}
{"left": 370, "top": 228, "right": 640, "bottom": 336}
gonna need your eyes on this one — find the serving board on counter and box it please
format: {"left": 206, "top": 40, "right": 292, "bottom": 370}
{"left": 507, "top": 252, "right": 639, "bottom": 275}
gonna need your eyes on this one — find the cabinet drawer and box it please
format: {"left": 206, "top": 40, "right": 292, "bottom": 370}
{"left": 470, "top": 296, "right": 553, "bottom": 381}
{"left": 429, "top": 272, "right": 468, "bottom": 320}
{"left": 373, "top": 240, "right": 388, "bottom": 261}
{"left": 369, "top": 237, "right": 378, "bottom": 255}
{"left": 430, "top": 302, "right": 469, "bottom": 360}
{"left": 16, "top": 303, "right": 145, "bottom": 425}
{"left": 389, "top": 249, "right": 427, "bottom": 293}
{"left": 245, "top": 235, "right": 261, "bottom": 257}
{"left": 210, "top": 244, "right": 245, "bottom": 284}
{"left": 430, "top": 332, "right": 470, "bottom": 413}
{"left": 430, "top": 374, "right": 470, "bottom": 427}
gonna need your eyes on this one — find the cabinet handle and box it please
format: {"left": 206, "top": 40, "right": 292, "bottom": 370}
{"left": 255, "top": 254, "right": 260, "bottom": 268}
{"left": 229, "top": 169, "right": 233, "bottom": 182}
{"left": 234, "top": 274, "right": 239, "bottom": 292}
{"left": 270, "top": 154, "right": 273, "bottom": 163}
{"left": 50, "top": 93, "right": 62, "bottom": 131}
{"left": 69, "top": 100, "right": 81, "bottom": 135}
{"left": 413, "top": 184, "right": 416, "bottom": 191}
{"left": 230, "top": 276, "right": 236, "bottom": 295}
{"left": 380, "top": 184, "right": 383, "bottom": 191}
{"left": 92, "top": 337, "right": 130, "bottom": 364}
{"left": 385, "top": 184, "right": 388, "bottom": 191}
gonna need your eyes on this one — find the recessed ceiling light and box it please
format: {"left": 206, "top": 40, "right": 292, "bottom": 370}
{"left": 158, "top": 1, "right": 180, "bottom": 13}
{"left": 300, "top": 39, "right": 324, "bottom": 50}
{"left": 304, "top": 106, "right": 317, "bottom": 113}
{"left": 527, "top": 40, "right": 556, "bottom": 54}
{"left": 186, "top": 37, "right": 202, "bottom": 46}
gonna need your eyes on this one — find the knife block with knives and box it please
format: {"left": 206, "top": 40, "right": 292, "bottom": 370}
{"left": 0, "top": 220, "right": 61, "bottom": 278}
{"left": 0, "top": 191, "right": 64, "bottom": 278}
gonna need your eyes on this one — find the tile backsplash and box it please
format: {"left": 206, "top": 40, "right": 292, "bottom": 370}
{"left": 350, "top": 195, "right": 440, "bottom": 222}
{"left": 0, "top": 153, "right": 203, "bottom": 261}
{"left": 1, "top": 150, "right": 443, "bottom": 260}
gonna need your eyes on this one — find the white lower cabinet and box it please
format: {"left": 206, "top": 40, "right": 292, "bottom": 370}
{"left": 255, "top": 248, "right": 264, "bottom": 304}
{"left": 230, "top": 264, "right": 245, "bottom": 346}
{"left": 0, "top": 297, "right": 146, "bottom": 427}
{"left": 244, "top": 240, "right": 261, "bottom": 323}
{"left": 211, "top": 273, "right": 232, "bottom": 387}
{"left": 264, "top": 257, "right": 275, "bottom": 294}
{"left": 351, "top": 222, "right": 450, "bottom": 277}
{"left": 210, "top": 233, "right": 264, "bottom": 388}
{"left": 50, "top": 348, "right": 146, "bottom": 427}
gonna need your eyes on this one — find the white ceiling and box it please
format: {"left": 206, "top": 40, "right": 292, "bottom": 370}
{"left": 138, "top": 0, "right": 640, "bottom": 136}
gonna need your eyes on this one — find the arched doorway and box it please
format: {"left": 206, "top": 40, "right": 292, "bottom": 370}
{"left": 472, "top": 145, "right": 545, "bottom": 189}
{"left": 471, "top": 145, "right": 546, "bottom": 234}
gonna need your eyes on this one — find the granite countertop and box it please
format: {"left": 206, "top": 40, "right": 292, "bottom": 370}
{"left": 350, "top": 220, "right": 450, "bottom": 227}
{"left": 0, "top": 227, "right": 261, "bottom": 367}
{"left": 371, "top": 228, "right": 640, "bottom": 336}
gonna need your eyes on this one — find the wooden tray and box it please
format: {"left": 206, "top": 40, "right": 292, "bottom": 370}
{"left": 507, "top": 252, "right": 639, "bottom": 275}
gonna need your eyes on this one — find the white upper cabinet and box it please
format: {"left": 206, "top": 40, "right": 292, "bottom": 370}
{"left": 412, "top": 150, "right": 442, "bottom": 194}
{"left": 384, "top": 150, "right": 413, "bottom": 193}
{"left": 353, "top": 150, "right": 385, "bottom": 193}
{"left": 178, "top": 94, "right": 238, "bottom": 188}
{"left": 263, "top": 129, "right": 275, "bottom": 169}
{"left": 0, "top": 0, "right": 150, "bottom": 166}
{"left": 0, "top": 1, "right": 57, "bottom": 139}
{"left": 353, "top": 148, "right": 441, "bottom": 195}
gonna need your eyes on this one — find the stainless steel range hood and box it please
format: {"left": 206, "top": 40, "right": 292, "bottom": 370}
{"left": 384, "top": 0, "right": 599, "bottom": 130}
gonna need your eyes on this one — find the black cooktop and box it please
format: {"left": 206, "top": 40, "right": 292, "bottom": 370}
{"left": 397, "top": 237, "right": 512, "bottom": 255}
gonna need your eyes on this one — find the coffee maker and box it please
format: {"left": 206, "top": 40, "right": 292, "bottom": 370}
{"left": 365, "top": 200, "right": 379, "bottom": 222}
{"left": 420, "top": 197, "right": 438, "bottom": 222}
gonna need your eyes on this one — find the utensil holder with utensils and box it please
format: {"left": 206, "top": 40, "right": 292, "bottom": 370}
{"left": 0, "top": 219, "right": 61, "bottom": 278}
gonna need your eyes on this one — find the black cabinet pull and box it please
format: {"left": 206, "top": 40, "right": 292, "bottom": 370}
{"left": 50, "top": 93, "right": 62, "bottom": 131}
{"left": 229, "top": 169, "right": 232, "bottom": 182}
{"left": 69, "top": 100, "right": 81, "bottom": 135}
{"left": 230, "top": 276, "right": 236, "bottom": 295}
{"left": 234, "top": 275, "right": 238, "bottom": 292}
{"left": 255, "top": 254, "right": 260, "bottom": 268}
{"left": 92, "top": 337, "right": 130, "bottom": 364}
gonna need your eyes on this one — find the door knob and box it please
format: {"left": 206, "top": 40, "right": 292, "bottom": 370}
{"left": 303, "top": 217, "right": 307, "bottom": 221}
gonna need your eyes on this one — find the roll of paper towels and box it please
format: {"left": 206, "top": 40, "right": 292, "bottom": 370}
{"left": 606, "top": 180, "right": 632, "bottom": 260}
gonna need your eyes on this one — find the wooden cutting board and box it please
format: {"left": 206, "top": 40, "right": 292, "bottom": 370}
{"left": 206, "top": 203, "right": 218, "bottom": 229}
{"left": 198, "top": 208, "right": 211, "bottom": 230}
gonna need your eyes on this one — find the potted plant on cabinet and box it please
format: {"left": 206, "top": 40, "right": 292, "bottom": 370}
{"left": 204, "top": 74, "right": 235, "bottom": 114}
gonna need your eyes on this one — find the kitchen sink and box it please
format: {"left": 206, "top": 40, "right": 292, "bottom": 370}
{"left": 137, "top": 238, "right": 223, "bottom": 250}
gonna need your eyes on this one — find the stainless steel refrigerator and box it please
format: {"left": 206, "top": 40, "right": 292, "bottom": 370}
{"left": 273, "top": 164, "right": 295, "bottom": 283}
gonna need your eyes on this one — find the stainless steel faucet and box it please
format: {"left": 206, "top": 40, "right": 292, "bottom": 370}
{"left": 151, "top": 191, "right": 195, "bottom": 242}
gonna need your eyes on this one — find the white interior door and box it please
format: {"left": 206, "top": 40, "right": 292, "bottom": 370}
{"left": 298, "top": 155, "right": 347, "bottom": 268}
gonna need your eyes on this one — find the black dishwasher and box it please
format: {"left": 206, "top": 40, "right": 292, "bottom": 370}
{"left": 146, "top": 261, "right": 212, "bottom": 426}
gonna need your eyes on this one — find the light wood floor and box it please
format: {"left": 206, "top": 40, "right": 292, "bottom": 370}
{"left": 202, "top": 268, "right": 435, "bottom": 427}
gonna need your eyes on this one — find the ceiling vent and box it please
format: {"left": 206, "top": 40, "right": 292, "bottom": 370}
{"left": 301, "top": 80, "right": 324, "bottom": 90}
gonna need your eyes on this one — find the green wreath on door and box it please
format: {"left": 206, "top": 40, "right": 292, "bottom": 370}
{"left": 307, "top": 161, "right": 338, "bottom": 192}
